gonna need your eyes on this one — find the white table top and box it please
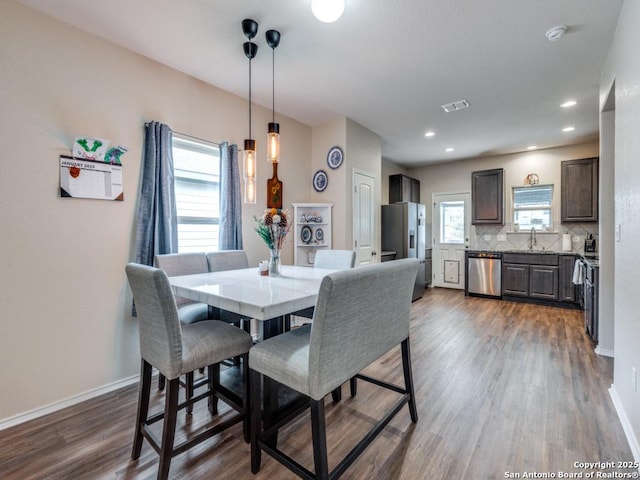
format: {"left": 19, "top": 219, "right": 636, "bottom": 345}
{"left": 169, "top": 265, "right": 336, "bottom": 321}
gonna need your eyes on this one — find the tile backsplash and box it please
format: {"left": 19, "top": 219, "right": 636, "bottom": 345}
{"left": 471, "top": 223, "right": 599, "bottom": 254}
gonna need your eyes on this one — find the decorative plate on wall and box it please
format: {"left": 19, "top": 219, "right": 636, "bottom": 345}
{"left": 326, "top": 146, "right": 343, "bottom": 169}
{"left": 301, "top": 225, "right": 313, "bottom": 244}
{"left": 313, "top": 170, "right": 328, "bottom": 192}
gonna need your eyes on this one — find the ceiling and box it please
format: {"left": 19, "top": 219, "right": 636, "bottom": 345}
{"left": 16, "top": 0, "right": 622, "bottom": 167}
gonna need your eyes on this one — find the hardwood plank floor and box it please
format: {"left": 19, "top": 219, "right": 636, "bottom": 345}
{"left": 0, "top": 289, "right": 634, "bottom": 479}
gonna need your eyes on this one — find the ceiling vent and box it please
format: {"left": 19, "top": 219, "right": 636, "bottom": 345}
{"left": 441, "top": 99, "right": 470, "bottom": 113}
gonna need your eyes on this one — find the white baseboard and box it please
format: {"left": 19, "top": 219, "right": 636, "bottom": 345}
{"left": 596, "top": 346, "right": 615, "bottom": 357}
{"left": 0, "top": 375, "right": 139, "bottom": 432}
{"left": 609, "top": 384, "right": 640, "bottom": 463}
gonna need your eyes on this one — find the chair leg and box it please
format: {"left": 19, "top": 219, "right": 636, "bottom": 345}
{"left": 132, "top": 359, "right": 152, "bottom": 460}
{"left": 331, "top": 385, "right": 342, "bottom": 403}
{"left": 401, "top": 338, "right": 418, "bottom": 423}
{"left": 207, "top": 364, "right": 220, "bottom": 415}
{"left": 186, "top": 371, "right": 194, "bottom": 415}
{"left": 242, "top": 354, "right": 250, "bottom": 443}
{"left": 158, "top": 372, "right": 166, "bottom": 391}
{"left": 350, "top": 377, "right": 357, "bottom": 397}
{"left": 310, "top": 398, "right": 329, "bottom": 480}
{"left": 158, "top": 378, "right": 180, "bottom": 480}
{"left": 250, "top": 369, "right": 262, "bottom": 474}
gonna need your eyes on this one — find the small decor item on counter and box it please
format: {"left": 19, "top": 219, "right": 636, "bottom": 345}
{"left": 255, "top": 208, "right": 291, "bottom": 276}
{"left": 584, "top": 234, "right": 596, "bottom": 253}
{"left": 258, "top": 261, "right": 270, "bottom": 276}
{"left": 524, "top": 173, "right": 539, "bottom": 185}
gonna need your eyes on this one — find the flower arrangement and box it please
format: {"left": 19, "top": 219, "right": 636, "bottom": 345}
{"left": 255, "top": 208, "right": 291, "bottom": 251}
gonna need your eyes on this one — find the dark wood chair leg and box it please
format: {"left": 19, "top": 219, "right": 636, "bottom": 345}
{"left": 310, "top": 398, "right": 329, "bottom": 480}
{"left": 242, "top": 354, "right": 250, "bottom": 443}
{"left": 158, "top": 378, "right": 180, "bottom": 480}
{"left": 186, "top": 371, "right": 194, "bottom": 415}
{"left": 132, "top": 359, "right": 152, "bottom": 460}
{"left": 250, "top": 369, "right": 262, "bottom": 474}
{"left": 331, "top": 385, "right": 342, "bottom": 402}
{"left": 401, "top": 338, "right": 418, "bottom": 423}
{"left": 208, "top": 363, "right": 220, "bottom": 415}
{"left": 158, "top": 372, "right": 166, "bottom": 391}
{"left": 350, "top": 377, "right": 357, "bottom": 397}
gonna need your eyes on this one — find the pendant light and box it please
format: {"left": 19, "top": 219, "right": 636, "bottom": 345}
{"left": 311, "top": 0, "right": 345, "bottom": 23}
{"left": 266, "top": 29, "right": 281, "bottom": 164}
{"left": 242, "top": 18, "right": 258, "bottom": 204}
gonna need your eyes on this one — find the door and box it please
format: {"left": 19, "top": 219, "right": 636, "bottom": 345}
{"left": 353, "top": 169, "right": 376, "bottom": 266}
{"left": 432, "top": 192, "right": 470, "bottom": 289}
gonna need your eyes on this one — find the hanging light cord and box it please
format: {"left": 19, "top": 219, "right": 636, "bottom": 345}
{"left": 249, "top": 55, "right": 252, "bottom": 139}
{"left": 272, "top": 47, "right": 275, "bottom": 123}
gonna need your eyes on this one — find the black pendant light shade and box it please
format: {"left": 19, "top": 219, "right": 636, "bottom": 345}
{"left": 242, "top": 18, "right": 258, "bottom": 40}
{"left": 266, "top": 29, "right": 281, "bottom": 49}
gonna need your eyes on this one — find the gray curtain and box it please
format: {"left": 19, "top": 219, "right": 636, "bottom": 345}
{"left": 134, "top": 121, "right": 179, "bottom": 267}
{"left": 218, "top": 142, "right": 243, "bottom": 250}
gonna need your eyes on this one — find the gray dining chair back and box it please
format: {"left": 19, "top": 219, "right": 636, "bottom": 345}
{"left": 313, "top": 249, "right": 356, "bottom": 269}
{"left": 126, "top": 263, "right": 252, "bottom": 480}
{"left": 206, "top": 250, "right": 249, "bottom": 272}
{"left": 309, "top": 258, "right": 417, "bottom": 398}
{"left": 154, "top": 253, "right": 209, "bottom": 307}
{"left": 249, "top": 258, "right": 420, "bottom": 478}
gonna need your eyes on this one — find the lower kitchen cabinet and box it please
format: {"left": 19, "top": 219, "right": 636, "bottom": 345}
{"left": 502, "top": 252, "right": 576, "bottom": 308}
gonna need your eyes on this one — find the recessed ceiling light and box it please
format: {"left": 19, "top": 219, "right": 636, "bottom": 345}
{"left": 527, "top": 145, "right": 538, "bottom": 150}
{"left": 311, "top": 0, "right": 345, "bottom": 23}
{"left": 445, "top": 147, "right": 454, "bottom": 152}
{"left": 561, "top": 100, "right": 577, "bottom": 108}
{"left": 425, "top": 131, "right": 436, "bottom": 137}
{"left": 562, "top": 126, "right": 575, "bottom": 132}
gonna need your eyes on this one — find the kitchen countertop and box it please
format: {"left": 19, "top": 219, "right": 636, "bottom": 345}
{"left": 467, "top": 249, "right": 599, "bottom": 267}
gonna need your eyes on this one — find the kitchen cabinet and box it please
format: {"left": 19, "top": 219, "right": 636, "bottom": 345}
{"left": 584, "top": 262, "right": 599, "bottom": 343}
{"left": 559, "top": 254, "right": 579, "bottom": 302}
{"left": 502, "top": 253, "right": 568, "bottom": 304}
{"left": 471, "top": 168, "right": 504, "bottom": 225}
{"left": 389, "top": 174, "right": 420, "bottom": 203}
{"left": 292, "top": 203, "right": 332, "bottom": 267}
{"left": 561, "top": 157, "right": 599, "bottom": 223}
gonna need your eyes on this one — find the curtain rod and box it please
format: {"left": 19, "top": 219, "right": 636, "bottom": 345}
{"left": 144, "top": 122, "right": 222, "bottom": 146}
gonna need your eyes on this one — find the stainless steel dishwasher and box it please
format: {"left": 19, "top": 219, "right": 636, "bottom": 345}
{"left": 466, "top": 251, "right": 502, "bottom": 298}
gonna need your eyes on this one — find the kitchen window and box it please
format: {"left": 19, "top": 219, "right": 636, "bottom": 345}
{"left": 512, "top": 184, "right": 553, "bottom": 231}
{"left": 172, "top": 135, "right": 220, "bottom": 252}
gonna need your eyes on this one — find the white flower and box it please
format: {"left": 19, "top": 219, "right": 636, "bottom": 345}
{"left": 272, "top": 214, "right": 281, "bottom": 224}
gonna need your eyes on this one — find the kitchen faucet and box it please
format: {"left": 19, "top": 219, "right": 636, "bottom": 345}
{"left": 528, "top": 227, "right": 537, "bottom": 250}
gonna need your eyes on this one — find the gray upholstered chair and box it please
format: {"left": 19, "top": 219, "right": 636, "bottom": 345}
{"left": 249, "top": 258, "right": 419, "bottom": 480}
{"left": 126, "top": 263, "right": 252, "bottom": 480}
{"left": 154, "top": 252, "right": 210, "bottom": 324}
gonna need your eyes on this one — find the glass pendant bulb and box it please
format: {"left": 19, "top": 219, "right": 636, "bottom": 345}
{"left": 243, "top": 138, "right": 256, "bottom": 204}
{"left": 267, "top": 122, "right": 280, "bottom": 163}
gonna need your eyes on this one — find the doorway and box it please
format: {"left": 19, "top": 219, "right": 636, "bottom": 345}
{"left": 353, "top": 168, "right": 376, "bottom": 266}
{"left": 432, "top": 192, "right": 470, "bottom": 289}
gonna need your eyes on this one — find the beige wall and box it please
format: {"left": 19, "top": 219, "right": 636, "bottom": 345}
{"left": 0, "top": 2, "right": 311, "bottom": 422}
{"left": 600, "top": 0, "right": 640, "bottom": 459}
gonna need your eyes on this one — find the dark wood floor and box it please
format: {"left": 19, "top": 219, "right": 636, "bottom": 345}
{"left": 0, "top": 289, "right": 633, "bottom": 479}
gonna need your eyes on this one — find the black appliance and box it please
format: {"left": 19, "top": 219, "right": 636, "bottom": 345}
{"left": 584, "top": 234, "right": 596, "bottom": 253}
{"left": 381, "top": 202, "right": 426, "bottom": 301}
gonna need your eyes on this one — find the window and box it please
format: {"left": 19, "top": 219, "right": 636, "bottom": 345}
{"left": 439, "top": 201, "right": 465, "bottom": 244}
{"left": 172, "top": 136, "right": 220, "bottom": 252}
{"left": 512, "top": 184, "right": 553, "bottom": 231}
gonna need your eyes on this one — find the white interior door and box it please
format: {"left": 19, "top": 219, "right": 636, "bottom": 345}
{"left": 432, "top": 192, "right": 470, "bottom": 289}
{"left": 353, "top": 169, "right": 376, "bottom": 266}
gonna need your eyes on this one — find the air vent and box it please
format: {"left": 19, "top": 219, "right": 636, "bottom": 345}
{"left": 441, "top": 99, "right": 470, "bottom": 113}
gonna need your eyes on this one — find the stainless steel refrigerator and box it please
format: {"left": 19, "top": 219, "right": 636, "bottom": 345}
{"left": 381, "top": 202, "right": 426, "bottom": 300}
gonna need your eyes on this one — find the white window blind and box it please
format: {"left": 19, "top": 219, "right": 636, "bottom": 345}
{"left": 512, "top": 184, "right": 553, "bottom": 231}
{"left": 172, "top": 136, "right": 220, "bottom": 253}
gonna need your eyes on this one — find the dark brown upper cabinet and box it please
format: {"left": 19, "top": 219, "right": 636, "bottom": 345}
{"left": 471, "top": 168, "right": 504, "bottom": 225}
{"left": 389, "top": 174, "right": 420, "bottom": 203}
{"left": 561, "top": 157, "right": 599, "bottom": 223}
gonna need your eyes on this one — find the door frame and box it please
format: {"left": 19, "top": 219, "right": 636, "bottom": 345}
{"left": 352, "top": 168, "right": 377, "bottom": 266}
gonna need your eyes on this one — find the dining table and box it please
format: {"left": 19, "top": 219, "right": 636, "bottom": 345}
{"left": 168, "top": 264, "right": 338, "bottom": 436}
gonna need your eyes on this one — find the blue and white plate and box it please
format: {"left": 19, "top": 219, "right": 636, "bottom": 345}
{"left": 301, "top": 225, "right": 312, "bottom": 243}
{"left": 313, "top": 170, "right": 328, "bottom": 192}
{"left": 315, "top": 228, "right": 324, "bottom": 242}
{"left": 326, "top": 146, "right": 343, "bottom": 169}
